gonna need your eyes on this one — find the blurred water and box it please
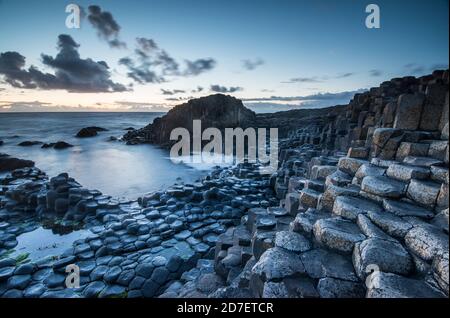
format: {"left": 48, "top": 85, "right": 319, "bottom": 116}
{"left": 0, "top": 112, "right": 210, "bottom": 199}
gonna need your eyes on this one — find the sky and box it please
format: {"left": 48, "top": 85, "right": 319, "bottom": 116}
{"left": 0, "top": 0, "right": 448, "bottom": 112}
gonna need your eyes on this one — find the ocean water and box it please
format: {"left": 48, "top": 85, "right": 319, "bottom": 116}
{"left": 0, "top": 112, "right": 211, "bottom": 199}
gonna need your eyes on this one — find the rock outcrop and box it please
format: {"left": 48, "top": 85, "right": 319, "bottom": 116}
{"left": 0, "top": 154, "right": 34, "bottom": 172}
{"left": 76, "top": 127, "right": 108, "bottom": 138}
{"left": 123, "top": 94, "right": 257, "bottom": 146}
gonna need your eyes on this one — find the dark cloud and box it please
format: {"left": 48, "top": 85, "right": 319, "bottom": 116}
{"left": 118, "top": 56, "right": 162, "bottom": 84}
{"left": 161, "top": 88, "right": 185, "bottom": 95}
{"left": 0, "top": 34, "right": 128, "bottom": 93}
{"left": 183, "top": 58, "right": 216, "bottom": 76}
{"left": 87, "top": 5, "right": 126, "bottom": 48}
{"left": 120, "top": 37, "right": 216, "bottom": 84}
{"left": 242, "top": 58, "right": 264, "bottom": 71}
{"left": 210, "top": 85, "right": 243, "bottom": 93}
{"left": 369, "top": 69, "right": 382, "bottom": 77}
{"left": 191, "top": 86, "right": 204, "bottom": 93}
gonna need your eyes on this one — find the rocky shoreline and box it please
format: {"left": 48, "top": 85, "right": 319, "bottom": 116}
{"left": 0, "top": 69, "right": 449, "bottom": 298}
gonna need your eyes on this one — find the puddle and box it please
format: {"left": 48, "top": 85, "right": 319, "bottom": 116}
{"left": 11, "top": 226, "right": 95, "bottom": 262}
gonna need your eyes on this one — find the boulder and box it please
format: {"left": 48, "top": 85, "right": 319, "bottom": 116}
{"left": 407, "top": 179, "right": 441, "bottom": 208}
{"left": 361, "top": 176, "right": 406, "bottom": 198}
{"left": 274, "top": 231, "right": 311, "bottom": 253}
{"left": 404, "top": 224, "right": 449, "bottom": 261}
{"left": 313, "top": 218, "right": 366, "bottom": 254}
{"left": 333, "top": 195, "right": 383, "bottom": 221}
{"left": 76, "top": 126, "right": 108, "bottom": 138}
{"left": 251, "top": 247, "right": 305, "bottom": 281}
{"left": 366, "top": 272, "right": 445, "bottom": 298}
{"left": 353, "top": 238, "right": 413, "bottom": 279}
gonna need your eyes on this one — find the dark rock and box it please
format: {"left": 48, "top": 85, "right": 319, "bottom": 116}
{"left": 122, "top": 94, "right": 257, "bottom": 147}
{"left": 18, "top": 141, "right": 42, "bottom": 146}
{"left": 76, "top": 126, "right": 108, "bottom": 138}
{"left": 42, "top": 141, "right": 74, "bottom": 149}
{"left": 0, "top": 154, "right": 34, "bottom": 171}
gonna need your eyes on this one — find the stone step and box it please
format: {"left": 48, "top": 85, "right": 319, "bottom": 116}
{"left": 386, "top": 163, "right": 430, "bottom": 182}
{"left": 284, "top": 193, "right": 299, "bottom": 216}
{"left": 289, "top": 208, "right": 331, "bottom": 237}
{"left": 312, "top": 217, "right": 366, "bottom": 254}
{"left": 406, "top": 179, "right": 441, "bottom": 208}
{"left": 404, "top": 224, "right": 449, "bottom": 262}
{"left": 382, "top": 199, "right": 434, "bottom": 219}
{"left": 353, "top": 238, "right": 414, "bottom": 279}
{"left": 299, "top": 189, "right": 321, "bottom": 209}
{"left": 361, "top": 176, "right": 407, "bottom": 199}
{"left": 332, "top": 195, "right": 383, "bottom": 221}
{"left": 325, "top": 170, "right": 352, "bottom": 187}
{"left": 430, "top": 166, "right": 449, "bottom": 184}
{"left": 366, "top": 210, "right": 413, "bottom": 239}
{"left": 403, "top": 156, "right": 443, "bottom": 167}
{"left": 310, "top": 165, "right": 337, "bottom": 181}
{"left": 366, "top": 272, "right": 446, "bottom": 298}
{"left": 338, "top": 157, "right": 368, "bottom": 176}
{"left": 318, "top": 184, "right": 360, "bottom": 212}
{"left": 371, "top": 158, "right": 398, "bottom": 168}
{"left": 304, "top": 179, "right": 325, "bottom": 192}
{"left": 353, "top": 163, "right": 386, "bottom": 185}
{"left": 426, "top": 140, "right": 448, "bottom": 161}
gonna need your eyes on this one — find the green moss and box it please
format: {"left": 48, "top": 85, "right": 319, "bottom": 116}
{"left": 110, "top": 291, "right": 128, "bottom": 298}
{"left": 15, "top": 252, "right": 30, "bottom": 265}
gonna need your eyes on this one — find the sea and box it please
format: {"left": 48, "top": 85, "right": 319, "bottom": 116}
{"left": 0, "top": 112, "right": 214, "bottom": 200}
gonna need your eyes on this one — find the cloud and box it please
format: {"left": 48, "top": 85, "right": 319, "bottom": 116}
{"left": 283, "top": 76, "right": 323, "bottom": 83}
{"left": 430, "top": 63, "right": 449, "bottom": 71}
{"left": 210, "top": 85, "right": 243, "bottom": 93}
{"left": 183, "top": 58, "right": 216, "bottom": 76}
{"left": 191, "top": 86, "right": 204, "bottom": 93}
{"left": 283, "top": 72, "right": 356, "bottom": 84}
{"left": 242, "top": 89, "right": 366, "bottom": 112}
{"left": 165, "top": 96, "right": 194, "bottom": 102}
{"left": 113, "top": 101, "right": 172, "bottom": 112}
{"left": 87, "top": 5, "right": 126, "bottom": 48}
{"left": 242, "top": 58, "right": 264, "bottom": 71}
{"left": 161, "top": 88, "right": 185, "bottom": 95}
{"left": 0, "top": 35, "right": 128, "bottom": 93}
{"left": 369, "top": 69, "right": 382, "bottom": 77}
{"left": 120, "top": 37, "right": 216, "bottom": 84}
{"left": 335, "top": 72, "right": 354, "bottom": 78}
{"left": 403, "top": 63, "right": 425, "bottom": 75}
{"left": 0, "top": 100, "right": 172, "bottom": 112}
